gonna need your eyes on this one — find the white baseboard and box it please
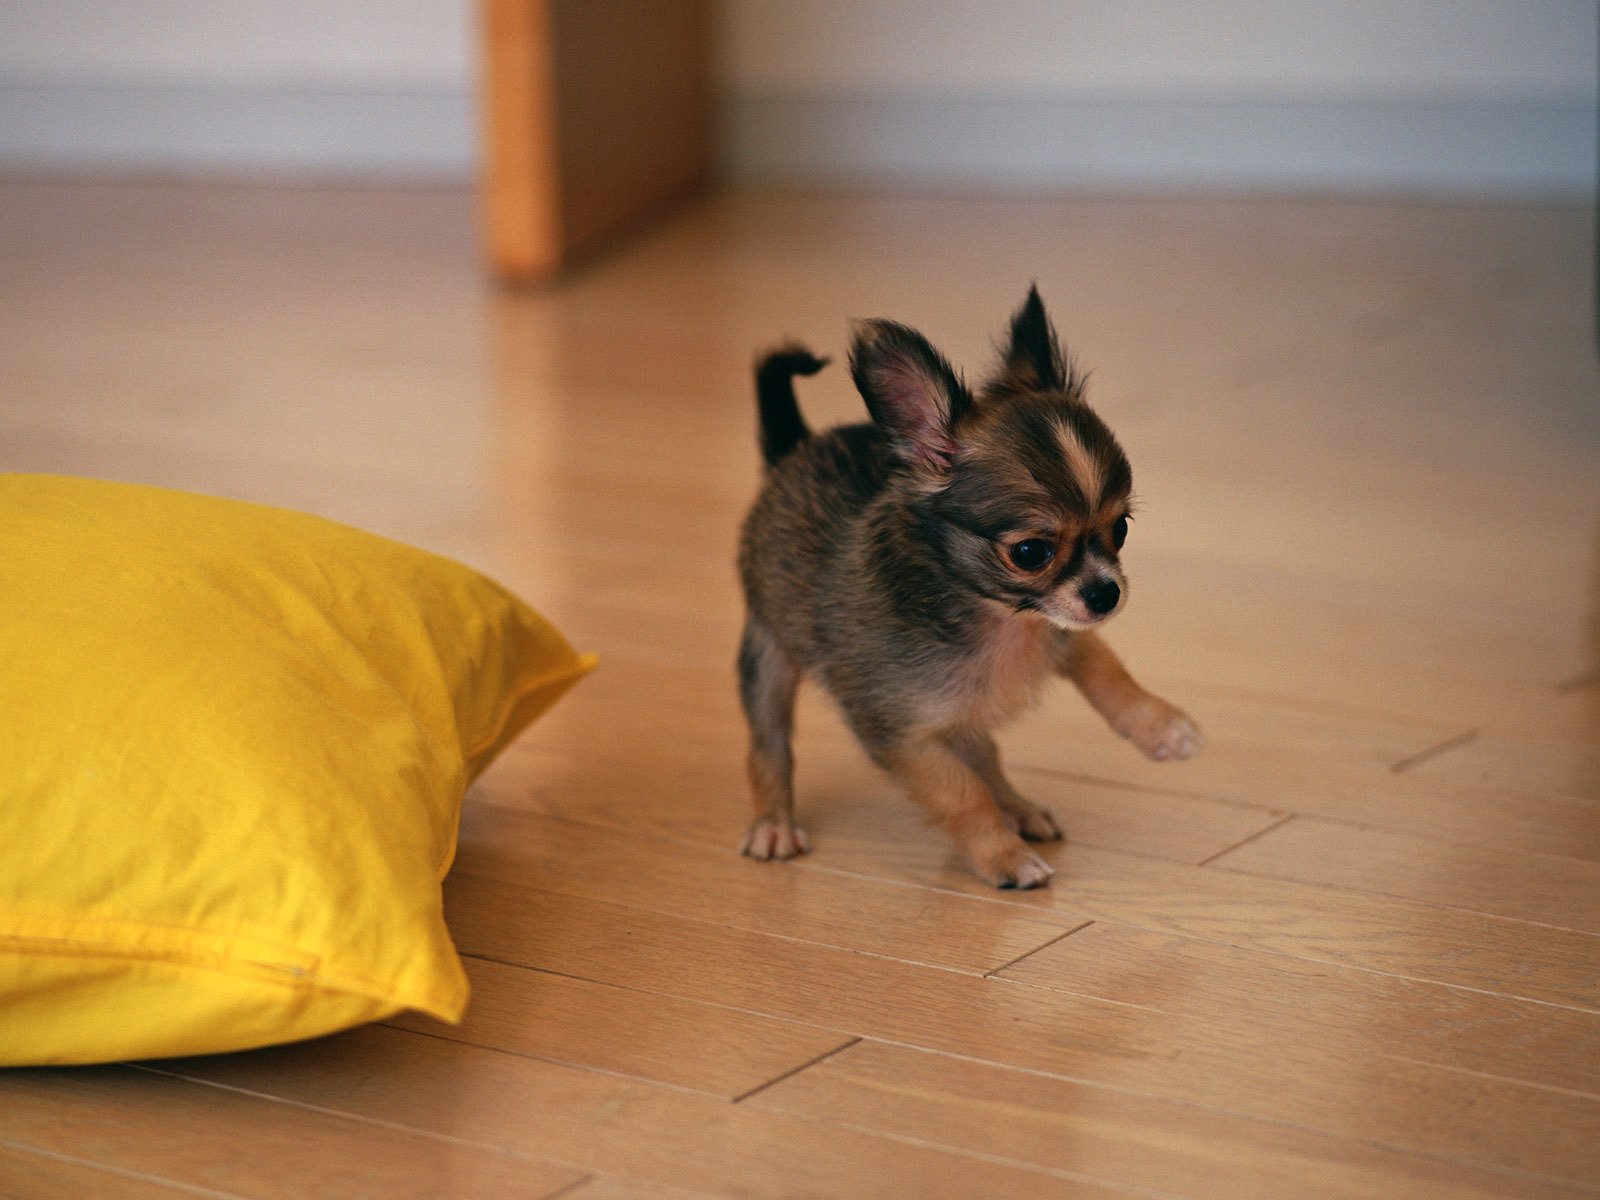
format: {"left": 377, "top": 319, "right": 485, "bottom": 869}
{"left": 723, "top": 90, "right": 1598, "bottom": 197}
{"left": 2, "top": 78, "right": 1593, "bottom": 196}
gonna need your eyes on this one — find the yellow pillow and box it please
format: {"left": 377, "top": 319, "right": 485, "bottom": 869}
{"left": 0, "top": 474, "right": 594, "bottom": 1065}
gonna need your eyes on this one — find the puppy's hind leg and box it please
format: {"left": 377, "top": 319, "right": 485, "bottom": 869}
{"left": 946, "top": 728, "right": 1063, "bottom": 843}
{"left": 737, "top": 617, "right": 810, "bottom": 860}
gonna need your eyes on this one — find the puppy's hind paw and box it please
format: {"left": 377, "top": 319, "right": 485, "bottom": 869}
{"left": 741, "top": 818, "right": 811, "bottom": 862}
{"left": 1122, "top": 698, "right": 1203, "bottom": 763}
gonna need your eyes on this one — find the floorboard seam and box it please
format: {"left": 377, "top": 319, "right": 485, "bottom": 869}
{"left": 982, "top": 921, "right": 1094, "bottom": 979}
{"left": 1194, "top": 814, "right": 1298, "bottom": 867}
{"left": 731, "top": 1037, "right": 862, "bottom": 1105}
{"left": 1389, "top": 728, "right": 1479, "bottom": 774}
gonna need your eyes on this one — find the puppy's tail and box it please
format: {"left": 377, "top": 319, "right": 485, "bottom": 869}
{"left": 755, "top": 345, "right": 828, "bottom": 467}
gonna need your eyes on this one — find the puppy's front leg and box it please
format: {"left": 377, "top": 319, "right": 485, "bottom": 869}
{"left": 1057, "top": 632, "right": 1202, "bottom": 762}
{"left": 945, "top": 728, "right": 1063, "bottom": 842}
{"left": 885, "top": 737, "right": 1054, "bottom": 889}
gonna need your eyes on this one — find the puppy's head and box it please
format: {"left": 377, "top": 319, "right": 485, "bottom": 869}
{"left": 850, "top": 287, "right": 1134, "bottom": 631}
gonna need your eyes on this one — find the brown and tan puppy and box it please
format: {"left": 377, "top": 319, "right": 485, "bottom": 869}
{"left": 736, "top": 288, "right": 1200, "bottom": 888}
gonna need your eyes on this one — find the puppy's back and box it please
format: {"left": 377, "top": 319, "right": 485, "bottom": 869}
{"left": 738, "top": 423, "right": 887, "bottom": 640}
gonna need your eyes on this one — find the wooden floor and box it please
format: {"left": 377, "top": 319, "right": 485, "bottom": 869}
{"left": 2, "top": 175, "right": 1598, "bottom": 1198}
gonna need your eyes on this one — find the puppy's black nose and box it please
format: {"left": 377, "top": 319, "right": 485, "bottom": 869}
{"left": 1080, "top": 578, "right": 1121, "bottom": 616}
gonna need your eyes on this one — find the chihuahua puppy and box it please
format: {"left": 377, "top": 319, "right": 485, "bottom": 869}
{"left": 736, "top": 288, "right": 1200, "bottom": 888}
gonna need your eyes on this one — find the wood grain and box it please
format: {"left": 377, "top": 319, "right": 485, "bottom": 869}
{"left": 750, "top": 1039, "right": 1593, "bottom": 1200}
{"left": 801, "top": 798, "right": 1600, "bottom": 1010}
{"left": 452, "top": 802, "right": 1081, "bottom": 974}
{"left": 387, "top": 954, "right": 853, "bottom": 1097}
{"left": 1208, "top": 816, "right": 1600, "bottom": 933}
{"left": 997, "top": 922, "right": 1600, "bottom": 1095}
{"left": 0, "top": 1068, "right": 583, "bottom": 1200}
{"left": 1001, "top": 684, "right": 1600, "bottom": 862}
{"left": 1404, "top": 728, "right": 1600, "bottom": 803}
{"left": 0, "top": 1144, "right": 211, "bottom": 1200}
{"left": 160, "top": 1027, "right": 1126, "bottom": 1199}
{"left": 441, "top": 875, "right": 1600, "bottom": 1183}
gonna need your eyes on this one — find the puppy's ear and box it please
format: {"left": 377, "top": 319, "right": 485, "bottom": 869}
{"left": 850, "top": 319, "right": 971, "bottom": 478}
{"left": 999, "top": 285, "right": 1071, "bottom": 393}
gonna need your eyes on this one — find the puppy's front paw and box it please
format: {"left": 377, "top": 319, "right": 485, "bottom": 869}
{"left": 741, "top": 818, "right": 811, "bottom": 861}
{"left": 1120, "top": 697, "right": 1203, "bottom": 762}
{"left": 973, "top": 838, "right": 1054, "bottom": 890}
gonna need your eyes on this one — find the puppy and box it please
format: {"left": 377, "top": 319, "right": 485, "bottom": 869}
{"left": 736, "top": 288, "right": 1200, "bottom": 888}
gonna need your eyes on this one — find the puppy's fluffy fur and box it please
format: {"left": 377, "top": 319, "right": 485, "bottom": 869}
{"left": 737, "top": 289, "right": 1199, "bottom": 888}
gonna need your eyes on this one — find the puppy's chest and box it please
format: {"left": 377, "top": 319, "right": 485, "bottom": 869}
{"left": 933, "top": 616, "right": 1055, "bottom": 730}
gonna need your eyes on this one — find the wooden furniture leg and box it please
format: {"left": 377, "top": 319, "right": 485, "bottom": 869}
{"left": 478, "top": 0, "right": 714, "bottom": 284}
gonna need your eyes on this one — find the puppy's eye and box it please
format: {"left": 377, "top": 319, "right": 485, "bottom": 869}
{"left": 1009, "top": 539, "right": 1055, "bottom": 571}
{"left": 1111, "top": 515, "right": 1129, "bottom": 549}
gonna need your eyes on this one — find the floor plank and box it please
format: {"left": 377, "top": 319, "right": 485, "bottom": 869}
{"left": 453, "top": 801, "right": 1080, "bottom": 974}
{"left": 1207, "top": 816, "right": 1600, "bottom": 933}
{"left": 749, "top": 1040, "right": 1592, "bottom": 1200}
{"left": 0, "top": 1143, "right": 224, "bottom": 1200}
{"left": 0, "top": 1068, "right": 584, "bottom": 1200}
{"left": 442, "top": 874, "right": 1600, "bottom": 1184}
{"left": 1084, "top": 547, "right": 1597, "bottom": 735}
{"left": 996, "top": 922, "right": 1600, "bottom": 1096}
{"left": 161, "top": 1027, "right": 1132, "bottom": 1199}
{"left": 803, "top": 799, "right": 1600, "bottom": 1010}
{"left": 386, "top": 955, "right": 853, "bottom": 1098}
{"left": 1001, "top": 684, "right": 1600, "bottom": 862}
{"left": 1404, "top": 728, "right": 1600, "bottom": 805}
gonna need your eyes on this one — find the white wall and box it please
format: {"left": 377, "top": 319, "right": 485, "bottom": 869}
{"left": 723, "top": 0, "right": 1592, "bottom": 101}
{"left": 0, "top": 0, "right": 1593, "bottom": 193}
{"left": 0, "top": 1, "right": 469, "bottom": 87}
{"left": 0, "top": 1, "right": 475, "bottom": 176}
